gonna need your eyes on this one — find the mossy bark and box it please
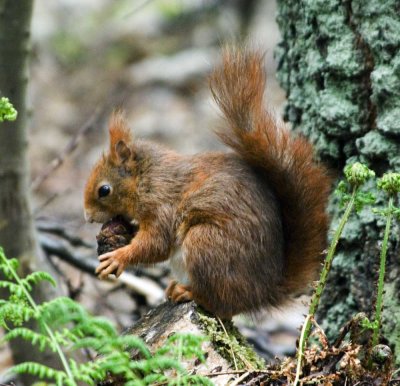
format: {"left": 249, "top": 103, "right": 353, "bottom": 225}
{"left": 275, "top": 0, "right": 400, "bottom": 363}
{"left": 0, "top": 1, "right": 63, "bottom": 383}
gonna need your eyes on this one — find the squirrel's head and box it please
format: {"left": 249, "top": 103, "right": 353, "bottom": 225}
{"left": 84, "top": 111, "right": 139, "bottom": 224}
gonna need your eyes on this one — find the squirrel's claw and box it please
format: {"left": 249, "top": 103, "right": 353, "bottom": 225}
{"left": 96, "top": 250, "right": 128, "bottom": 279}
{"left": 98, "top": 251, "right": 113, "bottom": 261}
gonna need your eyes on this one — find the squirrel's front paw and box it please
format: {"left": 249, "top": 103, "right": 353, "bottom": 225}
{"left": 96, "top": 247, "right": 129, "bottom": 279}
{"left": 166, "top": 280, "right": 193, "bottom": 303}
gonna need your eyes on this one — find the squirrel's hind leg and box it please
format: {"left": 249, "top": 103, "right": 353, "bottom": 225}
{"left": 166, "top": 280, "right": 193, "bottom": 303}
{"left": 181, "top": 223, "right": 260, "bottom": 319}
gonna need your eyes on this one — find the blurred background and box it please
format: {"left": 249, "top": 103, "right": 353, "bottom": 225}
{"left": 2, "top": 0, "right": 307, "bottom": 374}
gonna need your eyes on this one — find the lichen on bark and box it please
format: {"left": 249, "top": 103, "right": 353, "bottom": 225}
{"left": 275, "top": 0, "right": 400, "bottom": 363}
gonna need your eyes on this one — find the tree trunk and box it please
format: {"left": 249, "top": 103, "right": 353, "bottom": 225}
{"left": 275, "top": 0, "right": 400, "bottom": 364}
{"left": 0, "top": 1, "right": 63, "bottom": 383}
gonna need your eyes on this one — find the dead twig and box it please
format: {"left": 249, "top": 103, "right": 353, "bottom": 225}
{"left": 31, "top": 107, "right": 103, "bottom": 192}
{"left": 230, "top": 371, "right": 250, "bottom": 386}
{"left": 205, "top": 370, "right": 278, "bottom": 377}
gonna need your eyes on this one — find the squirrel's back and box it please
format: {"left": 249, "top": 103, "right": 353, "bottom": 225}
{"left": 210, "top": 47, "right": 331, "bottom": 295}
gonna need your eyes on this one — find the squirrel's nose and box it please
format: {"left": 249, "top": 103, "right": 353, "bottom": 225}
{"left": 84, "top": 210, "right": 94, "bottom": 223}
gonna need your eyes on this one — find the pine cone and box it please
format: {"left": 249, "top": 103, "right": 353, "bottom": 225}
{"left": 96, "top": 216, "right": 137, "bottom": 256}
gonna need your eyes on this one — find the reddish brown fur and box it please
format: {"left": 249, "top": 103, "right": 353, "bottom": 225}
{"left": 108, "top": 111, "right": 132, "bottom": 162}
{"left": 84, "top": 48, "right": 331, "bottom": 319}
{"left": 209, "top": 48, "right": 331, "bottom": 295}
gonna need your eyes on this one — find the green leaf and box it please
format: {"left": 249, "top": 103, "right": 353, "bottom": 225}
{"left": 117, "top": 335, "right": 152, "bottom": 358}
{"left": 25, "top": 271, "right": 57, "bottom": 288}
{"left": 8, "top": 362, "right": 67, "bottom": 381}
{"left": 0, "top": 257, "right": 20, "bottom": 280}
{"left": 0, "top": 302, "right": 37, "bottom": 326}
{"left": 3, "top": 328, "right": 56, "bottom": 352}
{"left": 0, "top": 97, "right": 18, "bottom": 122}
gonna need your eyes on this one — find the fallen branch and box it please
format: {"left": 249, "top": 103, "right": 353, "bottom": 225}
{"left": 39, "top": 234, "right": 164, "bottom": 305}
{"left": 37, "top": 218, "right": 94, "bottom": 248}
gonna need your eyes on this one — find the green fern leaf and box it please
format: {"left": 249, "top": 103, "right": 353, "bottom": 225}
{"left": 94, "top": 353, "right": 135, "bottom": 380}
{"left": 142, "top": 373, "right": 168, "bottom": 384}
{"left": 76, "top": 316, "right": 117, "bottom": 338}
{"left": 156, "top": 333, "right": 206, "bottom": 362}
{"left": 117, "top": 335, "right": 152, "bottom": 358}
{"left": 0, "top": 254, "right": 19, "bottom": 280}
{"left": 38, "top": 296, "right": 85, "bottom": 326}
{"left": 3, "top": 327, "right": 56, "bottom": 352}
{"left": 172, "top": 374, "right": 213, "bottom": 386}
{"left": 0, "top": 280, "right": 20, "bottom": 291}
{"left": 70, "top": 359, "right": 103, "bottom": 384}
{"left": 9, "top": 362, "right": 67, "bottom": 382}
{"left": 72, "top": 336, "right": 106, "bottom": 351}
{"left": 54, "top": 328, "right": 80, "bottom": 346}
{"left": 24, "top": 271, "right": 57, "bottom": 287}
{"left": 124, "top": 381, "right": 146, "bottom": 386}
{"left": 0, "top": 302, "right": 37, "bottom": 325}
{"left": 129, "top": 357, "right": 183, "bottom": 373}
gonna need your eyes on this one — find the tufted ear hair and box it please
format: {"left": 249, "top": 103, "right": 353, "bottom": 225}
{"left": 109, "top": 110, "right": 133, "bottom": 163}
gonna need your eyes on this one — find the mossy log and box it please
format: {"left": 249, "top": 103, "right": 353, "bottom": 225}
{"left": 98, "top": 301, "right": 266, "bottom": 386}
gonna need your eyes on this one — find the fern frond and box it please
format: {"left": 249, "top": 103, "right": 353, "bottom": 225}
{"left": 38, "top": 296, "right": 85, "bottom": 327}
{"left": 69, "top": 359, "right": 104, "bottom": 384}
{"left": 94, "top": 351, "right": 138, "bottom": 381}
{"left": 156, "top": 333, "right": 206, "bottom": 362}
{"left": 72, "top": 336, "right": 107, "bottom": 351}
{"left": 0, "top": 281, "right": 31, "bottom": 305}
{"left": 0, "top": 280, "right": 21, "bottom": 292}
{"left": 54, "top": 328, "right": 80, "bottom": 346}
{"left": 9, "top": 362, "right": 67, "bottom": 383}
{"left": 0, "top": 302, "right": 38, "bottom": 326}
{"left": 74, "top": 316, "right": 117, "bottom": 339}
{"left": 129, "top": 357, "right": 183, "bottom": 373}
{"left": 141, "top": 373, "right": 168, "bottom": 384}
{"left": 2, "top": 327, "right": 56, "bottom": 352}
{"left": 125, "top": 380, "right": 147, "bottom": 386}
{"left": 0, "top": 253, "right": 19, "bottom": 280}
{"left": 117, "top": 335, "right": 152, "bottom": 358}
{"left": 169, "top": 374, "right": 213, "bottom": 386}
{"left": 0, "top": 249, "right": 211, "bottom": 386}
{"left": 24, "top": 271, "right": 57, "bottom": 288}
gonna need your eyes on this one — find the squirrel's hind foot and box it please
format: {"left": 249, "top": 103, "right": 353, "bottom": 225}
{"left": 166, "top": 280, "right": 193, "bottom": 303}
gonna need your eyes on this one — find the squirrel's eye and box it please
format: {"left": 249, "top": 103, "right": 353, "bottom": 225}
{"left": 98, "top": 185, "right": 111, "bottom": 198}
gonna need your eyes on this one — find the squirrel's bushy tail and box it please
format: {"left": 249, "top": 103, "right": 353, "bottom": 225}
{"left": 210, "top": 47, "right": 331, "bottom": 294}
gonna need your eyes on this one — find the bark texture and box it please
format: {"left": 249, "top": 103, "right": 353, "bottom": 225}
{"left": 275, "top": 0, "right": 400, "bottom": 363}
{"left": 0, "top": 0, "right": 63, "bottom": 382}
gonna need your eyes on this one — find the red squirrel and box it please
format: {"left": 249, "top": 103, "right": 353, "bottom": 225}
{"left": 84, "top": 48, "right": 331, "bottom": 319}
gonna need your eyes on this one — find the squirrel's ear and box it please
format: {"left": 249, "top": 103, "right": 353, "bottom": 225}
{"left": 115, "top": 140, "right": 131, "bottom": 163}
{"left": 109, "top": 110, "right": 133, "bottom": 163}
